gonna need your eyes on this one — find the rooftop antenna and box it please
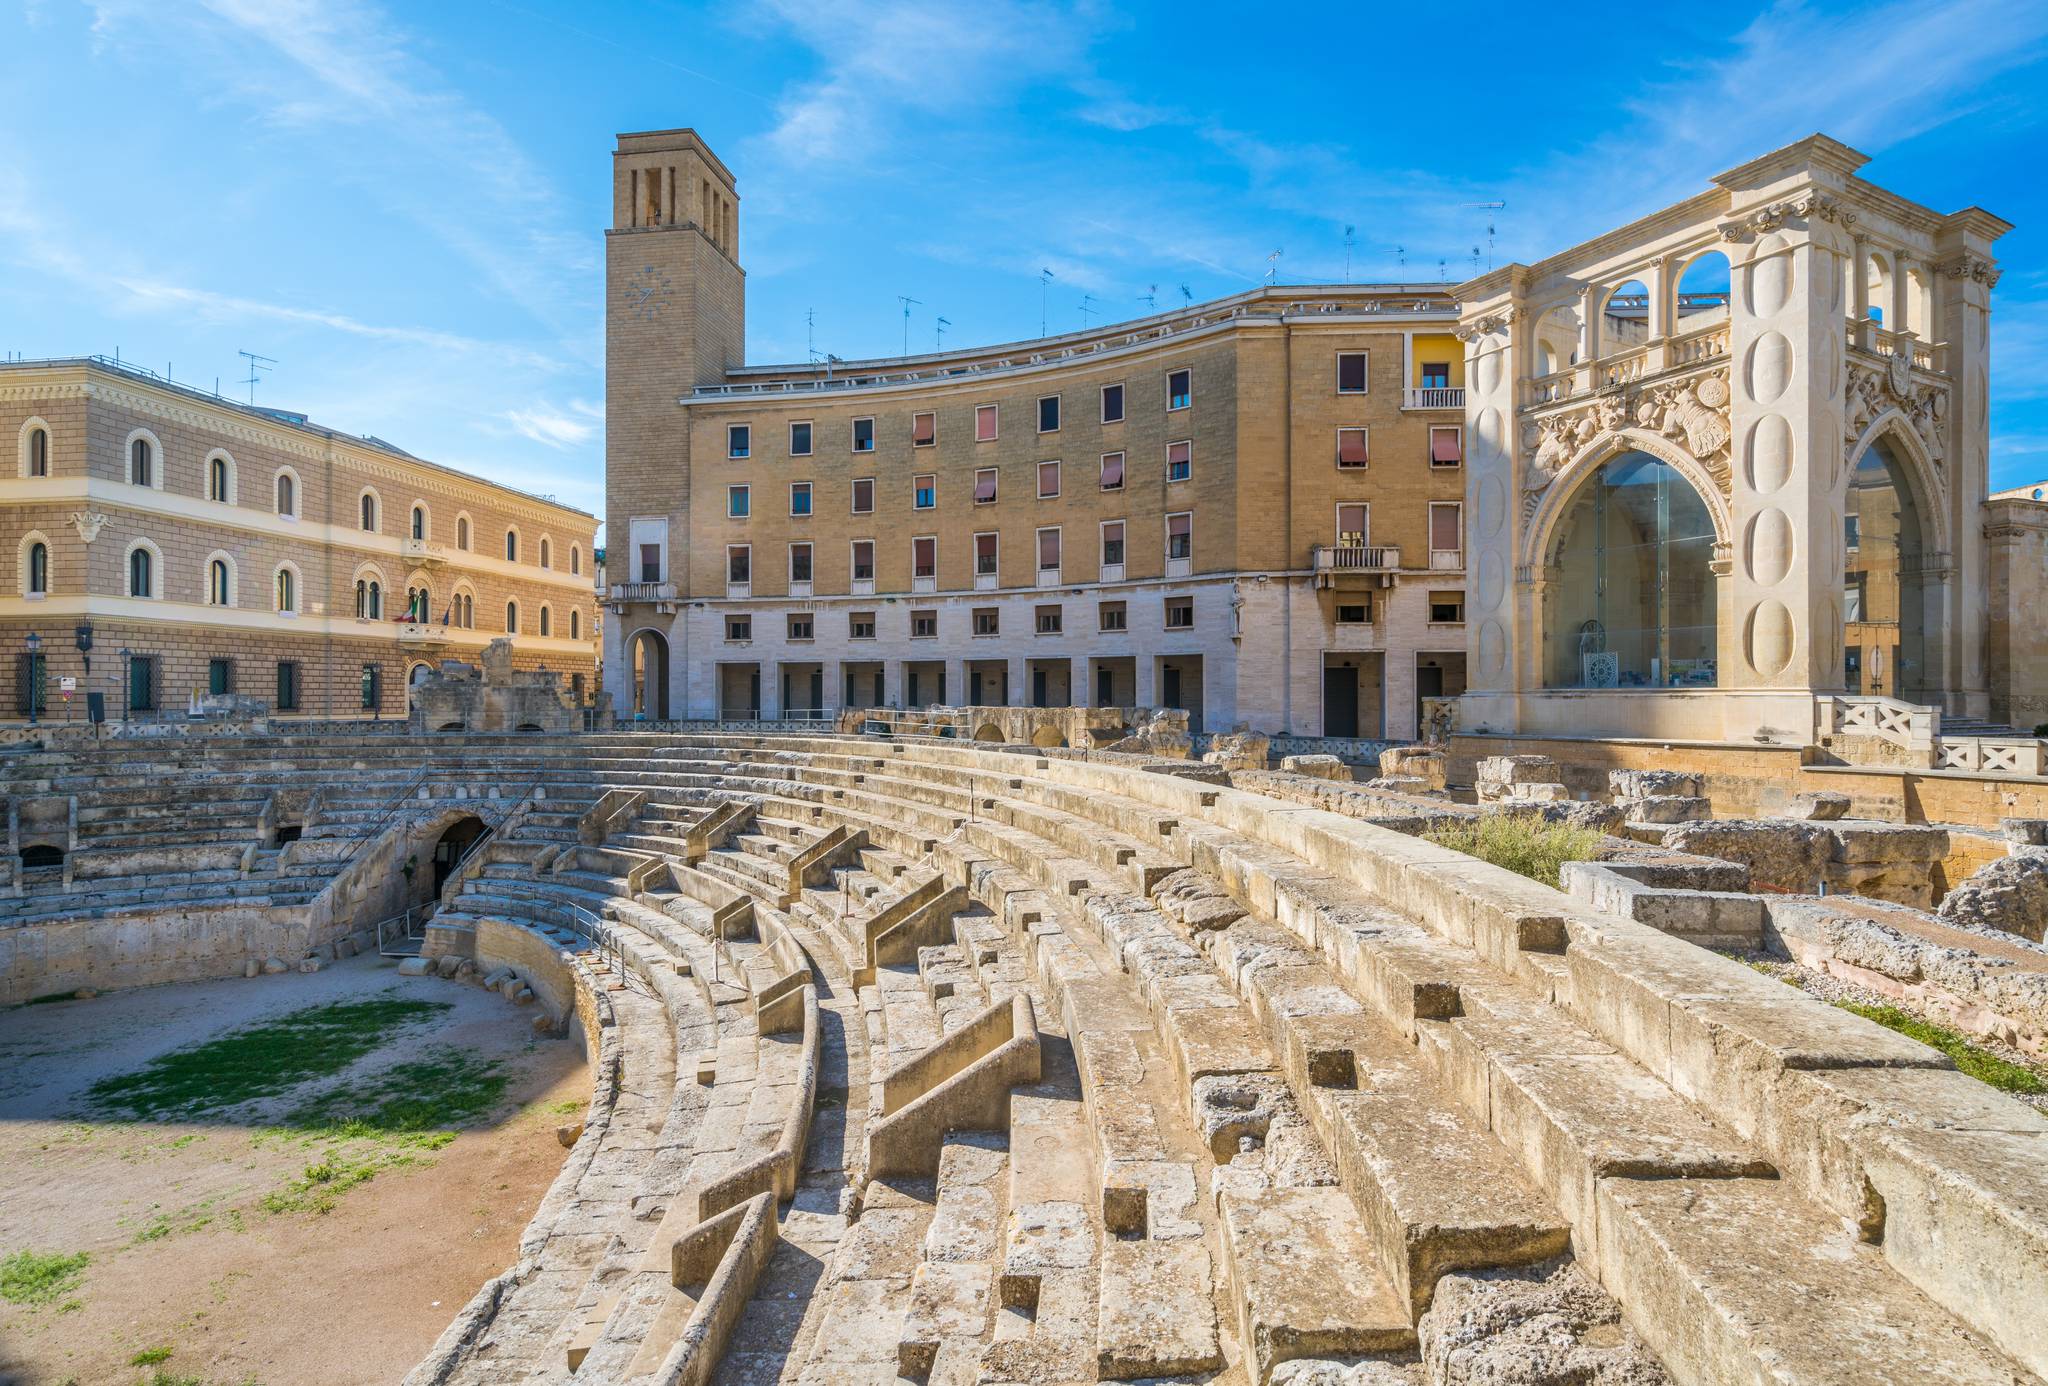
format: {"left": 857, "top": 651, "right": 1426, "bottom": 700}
{"left": 1141, "top": 283, "right": 1158, "bottom": 311}
{"left": 1039, "top": 269, "right": 1055, "bottom": 336}
{"left": 1396, "top": 244, "right": 1407, "bottom": 276}
{"left": 1437, "top": 256, "right": 1448, "bottom": 283}
{"left": 237, "top": 350, "right": 275, "bottom": 405}
{"left": 1265, "top": 249, "right": 1283, "bottom": 284}
{"left": 1471, "top": 245, "right": 1483, "bottom": 277}
{"left": 1079, "top": 293, "right": 1098, "bottom": 329}
{"left": 1178, "top": 284, "right": 1193, "bottom": 307}
{"left": 897, "top": 295, "right": 921, "bottom": 356}
{"left": 935, "top": 316, "right": 951, "bottom": 350}
{"left": 1461, "top": 201, "right": 1506, "bottom": 271}
{"left": 1343, "top": 225, "right": 1355, "bottom": 283}
{"left": 806, "top": 307, "right": 816, "bottom": 359}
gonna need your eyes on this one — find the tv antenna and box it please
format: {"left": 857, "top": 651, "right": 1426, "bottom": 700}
{"left": 1265, "top": 249, "right": 1283, "bottom": 284}
{"left": 237, "top": 350, "right": 275, "bottom": 405}
{"left": 1343, "top": 225, "right": 1355, "bottom": 283}
{"left": 1039, "top": 269, "right": 1054, "bottom": 336}
{"left": 1141, "top": 283, "right": 1158, "bottom": 311}
{"left": 1461, "top": 201, "right": 1505, "bottom": 270}
{"left": 1178, "top": 284, "right": 1193, "bottom": 307}
{"left": 935, "top": 315, "right": 951, "bottom": 350}
{"left": 1437, "top": 257, "right": 1448, "bottom": 283}
{"left": 897, "top": 295, "right": 921, "bottom": 356}
{"left": 1079, "top": 293, "right": 1098, "bottom": 329}
{"left": 806, "top": 307, "right": 816, "bottom": 359}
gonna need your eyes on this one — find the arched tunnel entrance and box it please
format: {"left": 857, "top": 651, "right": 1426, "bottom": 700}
{"left": 432, "top": 815, "right": 489, "bottom": 896}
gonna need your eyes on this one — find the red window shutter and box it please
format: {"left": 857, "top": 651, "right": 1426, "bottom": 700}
{"left": 975, "top": 471, "right": 997, "bottom": 502}
{"left": 1338, "top": 431, "right": 1369, "bottom": 465}
{"left": 1431, "top": 506, "right": 1461, "bottom": 550}
{"left": 913, "top": 413, "right": 936, "bottom": 445}
{"left": 1432, "top": 428, "right": 1462, "bottom": 463}
{"left": 1038, "top": 531, "right": 1060, "bottom": 567}
{"left": 1101, "top": 453, "right": 1124, "bottom": 487}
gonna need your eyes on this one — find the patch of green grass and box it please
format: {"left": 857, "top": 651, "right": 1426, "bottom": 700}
{"left": 0, "top": 1248, "right": 90, "bottom": 1306}
{"left": 1422, "top": 812, "right": 1604, "bottom": 889}
{"left": 129, "top": 1346, "right": 174, "bottom": 1366}
{"left": 1840, "top": 1003, "right": 2045, "bottom": 1095}
{"left": 146, "top": 1372, "right": 202, "bottom": 1386}
{"left": 546, "top": 1098, "right": 584, "bottom": 1115}
{"left": 85, "top": 993, "right": 452, "bottom": 1120}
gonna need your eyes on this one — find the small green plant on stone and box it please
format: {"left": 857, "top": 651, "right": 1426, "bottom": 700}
{"left": 1421, "top": 812, "right": 1603, "bottom": 888}
{"left": 0, "top": 1249, "right": 90, "bottom": 1306}
{"left": 1841, "top": 1003, "right": 2045, "bottom": 1095}
{"left": 129, "top": 1346, "right": 173, "bottom": 1366}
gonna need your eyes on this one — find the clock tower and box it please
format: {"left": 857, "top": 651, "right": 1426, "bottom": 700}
{"left": 604, "top": 128, "right": 743, "bottom": 714}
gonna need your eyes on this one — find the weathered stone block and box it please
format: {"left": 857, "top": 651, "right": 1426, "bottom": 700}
{"left": 1379, "top": 746, "right": 1448, "bottom": 790}
{"left": 1631, "top": 796, "right": 1712, "bottom": 824}
{"left": 1281, "top": 754, "right": 1349, "bottom": 780}
{"left": 1609, "top": 768, "right": 1703, "bottom": 800}
{"left": 1783, "top": 790, "right": 1851, "bottom": 821}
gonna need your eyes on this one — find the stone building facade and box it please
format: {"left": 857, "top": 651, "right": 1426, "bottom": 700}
{"left": 1, "top": 358, "right": 600, "bottom": 722}
{"left": 603, "top": 128, "right": 1471, "bottom": 737}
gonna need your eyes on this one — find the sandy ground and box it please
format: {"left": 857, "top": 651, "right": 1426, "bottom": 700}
{"left": 0, "top": 953, "right": 587, "bottom": 1386}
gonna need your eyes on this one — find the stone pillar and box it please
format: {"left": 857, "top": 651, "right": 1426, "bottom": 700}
{"left": 821, "top": 659, "right": 843, "bottom": 716}
{"left": 882, "top": 660, "right": 903, "bottom": 710}
{"left": 945, "top": 657, "right": 967, "bottom": 709}
{"left": 1934, "top": 217, "right": 2005, "bottom": 718}
{"left": 1134, "top": 654, "right": 1156, "bottom": 708}
{"left": 1005, "top": 654, "right": 1026, "bottom": 707}
{"left": 760, "top": 662, "right": 782, "bottom": 719}
{"left": 1457, "top": 291, "right": 1523, "bottom": 734}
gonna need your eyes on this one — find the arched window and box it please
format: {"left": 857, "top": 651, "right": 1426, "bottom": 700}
{"left": 207, "top": 452, "right": 235, "bottom": 503}
{"left": 25, "top": 424, "right": 49, "bottom": 477}
{"left": 506, "top": 600, "right": 519, "bottom": 633}
{"left": 1843, "top": 437, "right": 1930, "bottom": 700}
{"left": 128, "top": 545, "right": 154, "bottom": 597}
{"left": 569, "top": 609, "right": 581, "bottom": 640}
{"left": 360, "top": 492, "right": 379, "bottom": 532}
{"left": 539, "top": 605, "right": 552, "bottom": 637}
{"left": 457, "top": 515, "right": 471, "bottom": 550}
{"left": 276, "top": 470, "right": 297, "bottom": 516}
{"left": 411, "top": 505, "right": 426, "bottom": 540}
{"left": 505, "top": 529, "right": 519, "bottom": 562}
{"left": 406, "top": 585, "right": 430, "bottom": 622}
{"left": 27, "top": 541, "right": 48, "bottom": 596}
{"left": 130, "top": 436, "right": 154, "bottom": 487}
{"left": 1545, "top": 452, "right": 1718, "bottom": 689}
{"left": 208, "top": 557, "right": 231, "bottom": 606}
{"left": 1675, "top": 251, "right": 1731, "bottom": 324}
{"left": 275, "top": 566, "right": 297, "bottom": 614}
{"left": 460, "top": 592, "right": 474, "bottom": 628}
{"left": 570, "top": 545, "right": 581, "bottom": 575}
{"left": 539, "top": 537, "right": 551, "bottom": 569}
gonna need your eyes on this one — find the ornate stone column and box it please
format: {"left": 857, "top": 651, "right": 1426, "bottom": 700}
{"left": 1934, "top": 213, "right": 2008, "bottom": 718}
{"left": 1456, "top": 285, "right": 1524, "bottom": 735}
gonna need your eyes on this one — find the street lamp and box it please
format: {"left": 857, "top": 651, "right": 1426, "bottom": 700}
{"left": 24, "top": 630, "right": 41, "bottom": 726}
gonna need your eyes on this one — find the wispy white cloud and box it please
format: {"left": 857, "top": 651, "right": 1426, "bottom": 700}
{"left": 503, "top": 400, "right": 603, "bottom": 450}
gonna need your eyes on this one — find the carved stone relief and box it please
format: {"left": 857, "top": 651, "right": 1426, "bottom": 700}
{"left": 1845, "top": 357, "right": 1949, "bottom": 477}
{"left": 71, "top": 510, "right": 108, "bottom": 544}
{"left": 1520, "top": 367, "right": 1732, "bottom": 517}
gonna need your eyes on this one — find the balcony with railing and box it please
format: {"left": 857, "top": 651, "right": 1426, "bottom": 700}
{"left": 397, "top": 621, "right": 448, "bottom": 649}
{"left": 401, "top": 537, "right": 448, "bottom": 565}
{"left": 1312, "top": 544, "right": 1401, "bottom": 587}
{"left": 1403, "top": 386, "right": 1465, "bottom": 410}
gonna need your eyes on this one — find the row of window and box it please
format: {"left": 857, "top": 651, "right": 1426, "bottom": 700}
{"left": 724, "top": 594, "right": 1198, "bottom": 645}
{"left": 725, "top": 370, "right": 1196, "bottom": 460}
{"left": 13, "top": 653, "right": 366, "bottom": 714}
{"left": 19, "top": 423, "right": 579, "bottom": 571}
{"left": 722, "top": 514, "right": 1197, "bottom": 590}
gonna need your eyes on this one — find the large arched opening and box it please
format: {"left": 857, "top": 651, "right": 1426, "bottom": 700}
{"left": 1543, "top": 450, "right": 1720, "bottom": 689}
{"left": 1843, "top": 435, "right": 1930, "bottom": 701}
{"left": 629, "top": 628, "right": 670, "bottom": 721}
{"left": 431, "top": 814, "right": 489, "bottom": 896}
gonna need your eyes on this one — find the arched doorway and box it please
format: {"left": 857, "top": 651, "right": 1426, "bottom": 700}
{"left": 629, "top": 628, "right": 670, "bottom": 721}
{"left": 431, "top": 815, "right": 488, "bottom": 896}
{"left": 407, "top": 662, "right": 433, "bottom": 710}
{"left": 1544, "top": 451, "right": 1720, "bottom": 689}
{"left": 1843, "top": 436, "right": 1929, "bottom": 700}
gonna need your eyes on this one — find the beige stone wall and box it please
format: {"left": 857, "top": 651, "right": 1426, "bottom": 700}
{"left": 1987, "top": 496, "right": 2048, "bottom": 733}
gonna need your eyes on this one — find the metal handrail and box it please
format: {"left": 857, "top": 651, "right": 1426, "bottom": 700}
{"left": 563, "top": 899, "right": 632, "bottom": 990}
{"left": 375, "top": 901, "right": 437, "bottom": 956}
{"left": 340, "top": 765, "right": 431, "bottom": 872}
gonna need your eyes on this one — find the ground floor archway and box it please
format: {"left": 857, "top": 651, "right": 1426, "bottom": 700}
{"left": 431, "top": 814, "right": 488, "bottom": 896}
{"left": 629, "top": 628, "right": 670, "bottom": 721}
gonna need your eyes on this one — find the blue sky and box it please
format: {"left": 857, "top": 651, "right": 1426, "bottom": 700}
{"left": 6, "top": 0, "right": 2048, "bottom": 530}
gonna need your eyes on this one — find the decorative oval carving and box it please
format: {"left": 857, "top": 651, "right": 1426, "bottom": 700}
{"left": 1748, "top": 248, "right": 1794, "bottom": 317}
{"left": 1746, "top": 330, "right": 1794, "bottom": 404}
{"left": 1476, "top": 474, "right": 1507, "bottom": 540}
{"left": 1745, "top": 413, "right": 1793, "bottom": 494}
{"left": 1745, "top": 507, "right": 1795, "bottom": 586}
{"left": 1476, "top": 350, "right": 1503, "bottom": 395}
{"left": 1974, "top": 365, "right": 1989, "bottom": 428}
{"left": 1476, "top": 551, "right": 1506, "bottom": 611}
{"left": 1815, "top": 595, "right": 1841, "bottom": 676}
{"left": 1822, "top": 248, "right": 1843, "bottom": 314}
{"left": 1475, "top": 406, "right": 1504, "bottom": 458}
{"left": 1477, "top": 619, "right": 1506, "bottom": 677}
{"left": 1746, "top": 599, "right": 1796, "bottom": 678}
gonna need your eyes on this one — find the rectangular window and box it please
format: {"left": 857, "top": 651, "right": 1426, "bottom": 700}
{"left": 1164, "top": 596, "right": 1193, "bottom": 630}
{"left": 790, "top": 481, "right": 812, "bottom": 516}
{"left": 727, "top": 484, "right": 750, "bottom": 518}
{"left": 639, "top": 543, "right": 662, "bottom": 583}
{"left": 1101, "top": 383, "right": 1125, "bottom": 423}
{"left": 789, "top": 543, "right": 813, "bottom": 582}
{"left": 974, "top": 607, "right": 1000, "bottom": 636}
{"left": 275, "top": 660, "right": 300, "bottom": 711}
{"left": 1099, "top": 601, "right": 1127, "bottom": 632}
{"left": 975, "top": 532, "right": 999, "bottom": 576}
{"left": 911, "top": 610, "right": 938, "bottom": 638}
{"left": 913, "top": 411, "right": 937, "bottom": 446}
{"left": 359, "top": 662, "right": 381, "bottom": 711}
{"left": 1845, "top": 573, "right": 1866, "bottom": 622}
{"left": 1100, "top": 451, "right": 1125, "bottom": 490}
{"left": 975, "top": 403, "right": 999, "bottom": 441}
{"left": 1337, "top": 427, "right": 1370, "bottom": 469}
{"left": 1430, "top": 425, "right": 1463, "bottom": 466}
{"left": 1337, "top": 601, "right": 1372, "bottom": 624}
{"left": 1037, "top": 460, "right": 1061, "bottom": 498}
{"left": 1421, "top": 362, "right": 1450, "bottom": 389}
{"left": 1101, "top": 520, "right": 1125, "bottom": 566}
{"left": 1845, "top": 515, "right": 1861, "bottom": 550}
{"left": 975, "top": 467, "right": 999, "bottom": 504}
{"left": 1038, "top": 394, "right": 1061, "bottom": 433}
{"left": 1337, "top": 504, "right": 1368, "bottom": 545}
{"left": 788, "top": 612, "right": 814, "bottom": 641}
{"left": 726, "top": 615, "right": 752, "bottom": 641}
{"left": 1167, "top": 368, "right": 1191, "bottom": 410}
{"left": 208, "top": 657, "right": 233, "bottom": 696}
{"left": 790, "top": 420, "right": 813, "bottom": 455}
{"left": 1037, "top": 527, "right": 1060, "bottom": 572}
{"left": 850, "top": 612, "right": 876, "bottom": 640}
{"left": 852, "top": 416, "right": 875, "bottom": 452}
{"left": 727, "top": 546, "right": 751, "bottom": 583}
{"left": 852, "top": 477, "right": 874, "bottom": 513}
{"left": 914, "top": 474, "right": 936, "bottom": 509}
{"left": 1429, "top": 591, "right": 1466, "bottom": 623}
{"left": 727, "top": 423, "right": 750, "bottom": 458}
{"left": 1337, "top": 351, "right": 1368, "bottom": 394}
{"left": 1167, "top": 512, "right": 1192, "bottom": 561}
{"left": 851, "top": 540, "right": 875, "bottom": 581}
{"left": 1430, "top": 501, "right": 1463, "bottom": 553}
{"left": 1036, "top": 604, "right": 1063, "bottom": 635}
{"left": 913, "top": 536, "right": 937, "bottom": 578}
{"left": 1166, "top": 440, "right": 1191, "bottom": 482}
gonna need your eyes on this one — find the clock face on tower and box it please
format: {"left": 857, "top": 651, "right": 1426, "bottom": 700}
{"left": 629, "top": 265, "right": 674, "bottom": 322}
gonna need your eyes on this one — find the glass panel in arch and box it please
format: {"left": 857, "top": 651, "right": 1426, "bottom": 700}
{"left": 1843, "top": 438, "right": 1926, "bottom": 698}
{"left": 1546, "top": 452, "right": 1718, "bottom": 689}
